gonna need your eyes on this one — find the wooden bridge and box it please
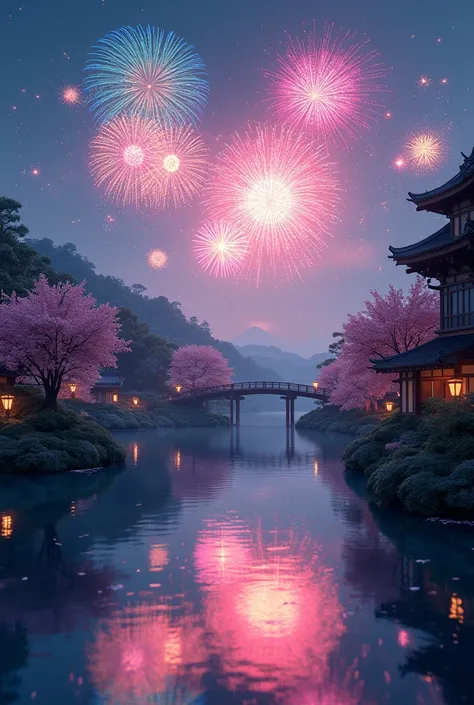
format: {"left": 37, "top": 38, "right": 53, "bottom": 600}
{"left": 169, "top": 381, "right": 328, "bottom": 426}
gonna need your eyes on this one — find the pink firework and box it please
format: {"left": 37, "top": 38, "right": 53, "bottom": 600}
{"left": 147, "top": 248, "right": 168, "bottom": 269}
{"left": 207, "top": 124, "right": 339, "bottom": 281}
{"left": 150, "top": 126, "right": 208, "bottom": 210}
{"left": 90, "top": 115, "right": 162, "bottom": 208}
{"left": 266, "top": 24, "right": 386, "bottom": 143}
{"left": 194, "top": 220, "right": 248, "bottom": 278}
{"left": 61, "top": 85, "right": 81, "bottom": 106}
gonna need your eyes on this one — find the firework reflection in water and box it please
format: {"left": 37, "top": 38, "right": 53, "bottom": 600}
{"left": 88, "top": 602, "right": 205, "bottom": 704}
{"left": 198, "top": 516, "right": 345, "bottom": 694}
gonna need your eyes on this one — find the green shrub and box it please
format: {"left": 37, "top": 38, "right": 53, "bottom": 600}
{"left": 344, "top": 440, "right": 385, "bottom": 473}
{"left": 0, "top": 410, "right": 125, "bottom": 474}
{"left": 397, "top": 472, "right": 446, "bottom": 515}
{"left": 367, "top": 452, "right": 447, "bottom": 506}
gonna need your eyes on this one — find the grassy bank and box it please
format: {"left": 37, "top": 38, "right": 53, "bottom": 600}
{"left": 64, "top": 399, "right": 229, "bottom": 429}
{"left": 343, "top": 397, "right": 474, "bottom": 518}
{"left": 0, "top": 409, "right": 125, "bottom": 474}
{"left": 296, "top": 404, "right": 382, "bottom": 436}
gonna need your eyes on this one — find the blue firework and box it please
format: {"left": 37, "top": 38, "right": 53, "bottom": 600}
{"left": 84, "top": 25, "right": 209, "bottom": 126}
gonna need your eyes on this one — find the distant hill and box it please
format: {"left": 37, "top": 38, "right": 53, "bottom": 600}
{"left": 236, "top": 343, "right": 327, "bottom": 384}
{"left": 30, "top": 238, "right": 280, "bottom": 384}
{"left": 233, "top": 326, "right": 279, "bottom": 348}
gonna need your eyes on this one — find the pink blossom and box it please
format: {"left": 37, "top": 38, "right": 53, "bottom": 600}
{"left": 321, "top": 277, "right": 438, "bottom": 410}
{"left": 0, "top": 276, "right": 130, "bottom": 408}
{"left": 385, "top": 441, "right": 402, "bottom": 452}
{"left": 169, "top": 345, "right": 232, "bottom": 392}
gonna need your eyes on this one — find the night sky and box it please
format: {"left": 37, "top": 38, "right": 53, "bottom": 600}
{"left": 2, "top": 0, "right": 473, "bottom": 355}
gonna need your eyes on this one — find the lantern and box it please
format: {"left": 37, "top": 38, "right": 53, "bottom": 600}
{"left": 175, "top": 384, "right": 182, "bottom": 393}
{"left": 132, "top": 396, "right": 139, "bottom": 407}
{"left": 312, "top": 381, "right": 319, "bottom": 390}
{"left": 1, "top": 395, "right": 14, "bottom": 414}
{"left": 385, "top": 400, "right": 394, "bottom": 412}
{"left": 112, "top": 393, "right": 119, "bottom": 403}
{"left": 69, "top": 382, "right": 77, "bottom": 398}
{"left": 448, "top": 378, "right": 463, "bottom": 397}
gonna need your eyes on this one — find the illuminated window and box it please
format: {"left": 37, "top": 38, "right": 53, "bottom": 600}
{"left": 112, "top": 393, "right": 119, "bottom": 403}
{"left": 1, "top": 514, "right": 12, "bottom": 539}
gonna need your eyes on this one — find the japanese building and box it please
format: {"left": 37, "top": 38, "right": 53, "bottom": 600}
{"left": 91, "top": 372, "right": 123, "bottom": 405}
{"left": 373, "top": 148, "right": 474, "bottom": 413}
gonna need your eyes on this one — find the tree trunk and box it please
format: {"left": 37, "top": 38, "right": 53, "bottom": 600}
{"left": 43, "top": 387, "right": 58, "bottom": 411}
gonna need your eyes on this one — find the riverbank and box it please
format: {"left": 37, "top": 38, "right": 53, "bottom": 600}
{"left": 296, "top": 404, "right": 382, "bottom": 436}
{"left": 64, "top": 399, "right": 230, "bottom": 430}
{"left": 343, "top": 397, "right": 474, "bottom": 518}
{"left": 0, "top": 409, "right": 126, "bottom": 473}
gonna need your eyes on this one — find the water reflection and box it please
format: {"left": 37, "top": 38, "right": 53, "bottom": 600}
{"left": 0, "top": 417, "right": 472, "bottom": 704}
{"left": 89, "top": 603, "right": 205, "bottom": 704}
{"left": 199, "top": 517, "right": 344, "bottom": 695}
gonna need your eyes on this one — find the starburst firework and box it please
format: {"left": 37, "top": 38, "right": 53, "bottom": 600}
{"left": 61, "top": 85, "right": 81, "bottom": 106}
{"left": 151, "top": 126, "right": 208, "bottom": 209}
{"left": 147, "top": 248, "right": 169, "bottom": 269}
{"left": 85, "top": 25, "right": 209, "bottom": 126}
{"left": 194, "top": 221, "right": 248, "bottom": 278}
{"left": 406, "top": 131, "right": 446, "bottom": 172}
{"left": 266, "top": 24, "right": 386, "bottom": 143}
{"left": 207, "top": 124, "right": 339, "bottom": 281}
{"left": 89, "top": 115, "right": 162, "bottom": 208}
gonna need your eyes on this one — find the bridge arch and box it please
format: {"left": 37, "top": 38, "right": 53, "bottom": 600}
{"left": 169, "top": 381, "right": 328, "bottom": 426}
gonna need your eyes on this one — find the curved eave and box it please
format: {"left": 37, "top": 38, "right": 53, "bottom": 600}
{"left": 408, "top": 150, "right": 474, "bottom": 212}
{"left": 388, "top": 223, "right": 451, "bottom": 260}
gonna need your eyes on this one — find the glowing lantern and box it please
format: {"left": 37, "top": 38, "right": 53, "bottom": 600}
{"left": 1, "top": 515, "right": 12, "bottom": 539}
{"left": 312, "top": 381, "right": 319, "bottom": 390}
{"left": 175, "top": 384, "right": 182, "bottom": 393}
{"left": 448, "top": 378, "right": 463, "bottom": 397}
{"left": 385, "top": 400, "right": 394, "bottom": 412}
{"left": 1, "top": 395, "right": 14, "bottom": 414}
{"left": 69, "top": 382, "right": 77, "bottom": 398}
{"left": 132, "top": 396, "right": 139, "bottom": 406}
{"left": 112, "top": 392, "right": 119, "bottom": 403}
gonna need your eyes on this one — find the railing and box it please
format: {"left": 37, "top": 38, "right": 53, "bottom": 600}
{"left": 170, "top": 381, "right": 328, "bottom": 398}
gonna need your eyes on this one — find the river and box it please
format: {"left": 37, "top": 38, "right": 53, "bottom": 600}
{"left": 0, "top": 412, "right": 472, "bottom": 704}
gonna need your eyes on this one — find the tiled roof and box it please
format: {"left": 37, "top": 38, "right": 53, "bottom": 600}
{"left": 408, "top": 147, "right": 474, "bottom": 204}
{"left": 93, "top": 374, "right": 123, "bottom": 388}
{"left": 389, "top": 223, "right": 452, "bottom": 259}
{"left": 0, "top": 367, "right": 17, "bottom": 377}
{"left": 372, "top": 334, "right": 474, "bottom": 371}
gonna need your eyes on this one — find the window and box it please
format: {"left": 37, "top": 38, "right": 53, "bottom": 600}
{"left": 442, "top": 282, "right": 474, "bottom": 330}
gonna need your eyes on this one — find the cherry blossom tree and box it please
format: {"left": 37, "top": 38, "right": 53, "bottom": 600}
{"left": 319, "top": 278, "right": 438, "bottom": 410}
{"left": 169, "top": 345, "right": 232, "bottom": 392}
{"left": 0, "top": 276, "right": 130, "bottom": 409}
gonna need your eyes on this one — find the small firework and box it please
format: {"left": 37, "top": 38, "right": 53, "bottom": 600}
{"left": 85, "top": 25, "right": 209, "bottom": 126}
{"left": 89, "top": 115, "right": 162, "bottom": 208}
{"left": 417, "top": 75, "right": 430, "bottom": 86}
{"left": 207, "top": 124, "right": 339, "bottom": 281}
{"left": 150, "top": 126, "right": 208, "bottom": 209}
{"left": 394, "top": 157, "right": 405, "bottom": 169}
{"left": 384, "top": 111, "right": 392, "bottom": 119}
{"left": 147, "top": 248, "right": 169, "bottom": 269}
{"left": 265, "top": 23, "right": 386, "bottom": 143}
{"left": 61, "top": 85, "right": 81, "bottom": 106}
{"left": 441, "top": 77, "right": 448, "bottom": 85}
{"left": 194, "top": 221, "right": 248, "bottom": 278}
{"left": 32, "top": 168, "right": 40, "bottom": 176}
{"left": 405, "top": 131, "right": 446, "bottom": 172}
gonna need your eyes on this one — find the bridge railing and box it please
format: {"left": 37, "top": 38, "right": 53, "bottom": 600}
{"left": 169, "top": 381, "right": 329, "bottom": 398}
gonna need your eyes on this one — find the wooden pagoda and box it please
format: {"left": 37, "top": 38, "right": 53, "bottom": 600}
{"left": 373, "top": 148, "right": 474, "bottom": 413}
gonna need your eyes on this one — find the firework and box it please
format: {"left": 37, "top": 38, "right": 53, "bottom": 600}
{"left": 393, "top": 156, "right": 405, "bottom": 169}
{"left": 150, "top": 126, "right": 208, "bottom": 209}
{"left": 405, "top": 131, "right": 446, "bottom": 172}
{"left": 194, "top": 220, "right": 248, "bottom": 278}
{"left": 207, "top": 124, "right": 339, "bottom": 280}
{"left": 265, "top": 23, "right": 386, "bottom": 143}
{"left": 417, "top": 75, "right": 430, "bottom": 86}
{"left": 147, "top": 248, "right": 169, "bottom": 269}
{"left": 85, "top": 25, "right": 209, "bottom": 126}
{"left": 90, "top": 115, "right": 162, "bottom": 208}
{"left": 61, "top": 85, "right": 81, "bottom": 106}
